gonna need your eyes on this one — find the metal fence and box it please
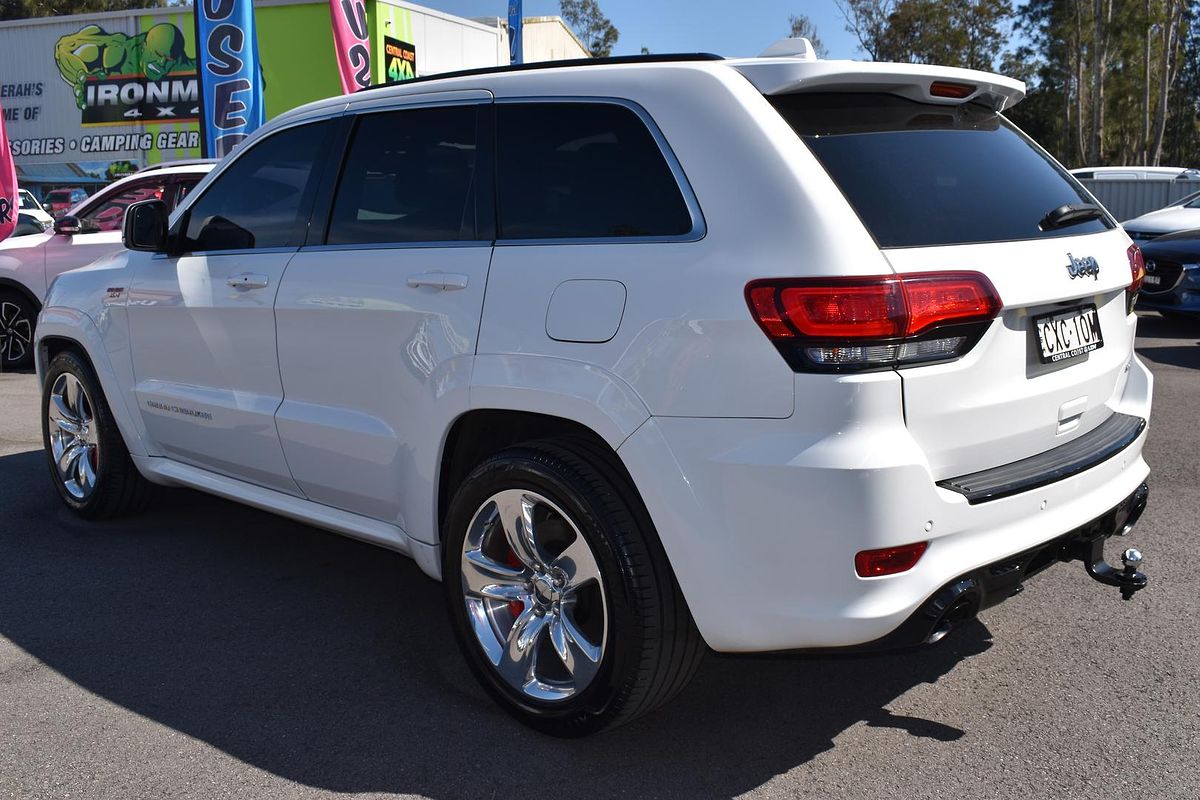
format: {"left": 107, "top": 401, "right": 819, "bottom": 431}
{"left": 1077, "top": 179, "right": 1200, "bottom": 222}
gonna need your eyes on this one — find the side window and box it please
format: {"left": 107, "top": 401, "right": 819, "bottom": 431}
{"left": 183, "top": 121, "right": 331, "bottom": 252}
{"left": 327, "top": 105, "right": 480, "bottom": 245}
{"left": 79, "top": 179, "right": 166, "bottom": 232}
{"left": 170, "top": 177, "right": 203, "bottom": 210}
{"left": 496, "top": 102, "right": 694, "bottom": 240}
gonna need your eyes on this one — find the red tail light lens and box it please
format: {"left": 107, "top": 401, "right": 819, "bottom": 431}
{"left": 1127, "top": 243, "right": 1146, "bottom": 295}
{"left": 855, "top": 542, "right": 928, "bottom": 577}
{"left": 746, "top": 272, "right": 1001, "bottom": 372}
{"left": 929, "top": 81, "right": 975, "bottom": 99}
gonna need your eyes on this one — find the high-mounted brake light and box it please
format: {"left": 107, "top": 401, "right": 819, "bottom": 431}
{"left": 1127, "top": 243, "right": 1146, "bottom": 308}
{"left": 855, "top": 542, "right": 928, "bottom": 578}
{"left": 930, "top": 81, "right": 975, "bottom": 99}
{"left": 746, "top": 272, "right": 1001, "bottom": 372}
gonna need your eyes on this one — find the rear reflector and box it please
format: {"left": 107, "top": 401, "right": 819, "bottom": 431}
{"left": 930, "top": 81, "right": 975, "bottom": 99}
{"left": 746, "top": 272, "right": 1001, "bottom": 371}
{"left": 855, "top": 542, "right": 929, "bottom": 577}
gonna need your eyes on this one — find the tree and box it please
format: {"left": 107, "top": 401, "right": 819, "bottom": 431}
{"left": 1, "top": 0, "right": 162, "bottom": 19}
{"left": 837, "top": 0, "right": 895, "bottom": 59}
{"left": 788, "top": 13, "right": 828, "bottom": 57}
{"left": 559, "top": 0, "right": 618, "bottom": 58}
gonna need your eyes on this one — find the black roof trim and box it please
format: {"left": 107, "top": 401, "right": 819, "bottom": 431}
{"left": 360, "top": 53, "right": 725, "bottom": 93}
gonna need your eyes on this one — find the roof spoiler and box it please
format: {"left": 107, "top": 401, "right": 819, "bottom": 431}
{"left": 733, "top": 60, "right": 1026, "bottom": 112}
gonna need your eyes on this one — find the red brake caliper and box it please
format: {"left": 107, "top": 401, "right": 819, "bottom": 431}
{"left": 504, "top": 546, "right": 525, "bottom": 618}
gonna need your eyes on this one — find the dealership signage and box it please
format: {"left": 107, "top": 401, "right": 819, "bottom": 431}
{"left": 384, "top": 36, "right": 416, "bottom": 82}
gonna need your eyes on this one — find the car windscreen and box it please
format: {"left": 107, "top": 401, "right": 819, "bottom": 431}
{"left": 770, "top": 93, "right": 1112, "bottom": 248}
{"left": 19, "top": 192, "right": 37, "bottom": 210}
{"left": 45, "top": 191, "right": 73, "bottom": 204}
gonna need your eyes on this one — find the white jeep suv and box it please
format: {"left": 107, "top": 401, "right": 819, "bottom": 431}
{"left": 34, "top": 45, "right": 1153, "bottom": 736}
{"left": 0, "top": 163, "right": 212, "bottom": 370}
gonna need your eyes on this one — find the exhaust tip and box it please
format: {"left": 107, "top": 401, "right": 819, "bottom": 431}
{"left": 924, "top": 596, "right": 977, "bottom": 645}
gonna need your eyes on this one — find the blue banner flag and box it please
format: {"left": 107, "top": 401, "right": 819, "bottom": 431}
{"left": 508, "top": 0, "right": 523, "bottom": 65}
{"left": 194, "top": 0, "right": 266, "bottom": 158}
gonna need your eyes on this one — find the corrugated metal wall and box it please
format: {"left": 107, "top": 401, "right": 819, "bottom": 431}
{"left": 1079, "top": 179, "right": 1200, "bottom": 222}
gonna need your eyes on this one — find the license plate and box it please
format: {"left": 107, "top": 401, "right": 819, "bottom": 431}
{"left": 1143, "top": 274, "right": 1161, "bottom": 285}
{"left": 1034, "top": 305, "right": 1104, "bottom": 363}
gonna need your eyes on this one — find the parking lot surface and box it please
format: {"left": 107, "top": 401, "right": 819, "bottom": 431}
{"left": 1, "top": 314, "right": 1197, "bottom": 800}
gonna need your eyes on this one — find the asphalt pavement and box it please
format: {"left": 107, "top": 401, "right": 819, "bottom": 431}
{"left": 1, "top": 314, "right": 1197, "bottom": 800}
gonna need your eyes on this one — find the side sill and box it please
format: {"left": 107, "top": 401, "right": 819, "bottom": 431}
{"left": 132, "top": 455, "right": 413, "bottom": 556}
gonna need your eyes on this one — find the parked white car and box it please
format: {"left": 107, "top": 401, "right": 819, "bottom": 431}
{"left": 18, "top": 190, "right": 54, "bottom": 229}
{"left": 0, "top": 163, "right": 212, "bottom": 369}
{"left": 33, "top": 43, "right": 1153, "bottom": 736}
{"left": 1122, "top": 191, "right": 1200, "bottom": 240}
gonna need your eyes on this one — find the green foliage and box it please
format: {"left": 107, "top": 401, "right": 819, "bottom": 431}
{"left": 559, "top": 0, "right": 619, "bottom": 58}
{"left": 839, "top": 0, "right": 1200, "bottom": 167}
{"left": 788, "top": 13, "right": 828, "bottom": 57}
{"left": 0, "top": 0, "right": 162, "bottom": 20}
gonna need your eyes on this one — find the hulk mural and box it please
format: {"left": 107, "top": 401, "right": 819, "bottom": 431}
{"left": 54, "top": 24, "right": 200, "bottom": 126}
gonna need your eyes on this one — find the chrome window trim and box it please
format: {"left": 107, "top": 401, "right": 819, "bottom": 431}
{"left": 300, "top": 240, "right": 492, "bottom": 253}
{"left": 492, "top": 96, "right": 707, "bottom": 246}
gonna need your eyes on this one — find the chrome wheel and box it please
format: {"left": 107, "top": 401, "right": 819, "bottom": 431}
{"left": 460, "top": 489, "right": 608, "bottom": 702}
{"left": 47, "top": 372, "right": 100, "bottom": 500}
{"left": 0, "top": 299, "right": 32, "bottom": 366}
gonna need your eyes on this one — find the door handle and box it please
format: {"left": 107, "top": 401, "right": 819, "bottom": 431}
{"left": 227, "top": 274, "right": 269, "bottom": 290}
{"left": 407, "top": 272, "right": 469, "bottom": 291}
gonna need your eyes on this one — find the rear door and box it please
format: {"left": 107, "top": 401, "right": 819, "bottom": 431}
{"left": 771, "top": 92, "right": 1138, "bottom": 479}
{"left": 273, "top": 92, "right": 494, "bottom": 525}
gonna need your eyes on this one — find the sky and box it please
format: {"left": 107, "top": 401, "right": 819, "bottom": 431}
{"left": 425, "top": 0, "right": 865, "bottom": 60}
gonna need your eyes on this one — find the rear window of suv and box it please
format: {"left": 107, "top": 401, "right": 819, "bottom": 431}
{"left": 770, "top": 93, "right": 1112, "bottom": 248}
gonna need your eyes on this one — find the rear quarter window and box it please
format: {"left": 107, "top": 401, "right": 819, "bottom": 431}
{"left": 771, "top": 93, "right": 1112, "bottom": 248}
{"left": 496, "top": 102, "right": 695, "bottom": 240}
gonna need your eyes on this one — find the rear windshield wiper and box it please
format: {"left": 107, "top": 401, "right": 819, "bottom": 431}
{"left": 1040, "top": 203, "right": 1106, "bottom": 231}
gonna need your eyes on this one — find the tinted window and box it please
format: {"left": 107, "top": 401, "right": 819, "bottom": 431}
{"left": 496, "top": 103, "right": 693, "bottom": 239}
{"left": 80, "top": 179, "right": 166, "bottom": 232}
{"left": 328, "top": 105, "right": 479, "bottom": 244}
{"left": 184, "top": 122, "right": 331, "bottom": 251}
{"left": 771, "top": 93, "right": 1112, "bottom": 248}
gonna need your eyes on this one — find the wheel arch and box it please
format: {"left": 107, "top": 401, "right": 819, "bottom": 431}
{"left": 0, "top": 277, "right": 42, "bottom": 313}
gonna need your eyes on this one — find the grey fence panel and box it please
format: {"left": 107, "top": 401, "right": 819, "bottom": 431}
{"left": 1077, "top": 179, "right": 1200, "bottom": 222}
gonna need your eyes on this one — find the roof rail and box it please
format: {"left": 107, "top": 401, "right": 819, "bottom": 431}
{"left": 362, "top": 53, "right": 725, "bottom": 92}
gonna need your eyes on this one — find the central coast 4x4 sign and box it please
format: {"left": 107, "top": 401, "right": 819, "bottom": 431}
{"left": 384, "top": 36, "right": 416, "bottom": 82}
{"left": 54, "top": 23, "right": 201, "bottom": 126}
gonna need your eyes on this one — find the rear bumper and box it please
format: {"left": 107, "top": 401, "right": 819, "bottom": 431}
{"left": 617, "top": 355, "right": 1153, "bottom": 652}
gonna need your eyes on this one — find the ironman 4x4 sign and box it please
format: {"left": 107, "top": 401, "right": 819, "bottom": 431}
{"left": 54, "top": 23, "right": 201, "bottom": 126}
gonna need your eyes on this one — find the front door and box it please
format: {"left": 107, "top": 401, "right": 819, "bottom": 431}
{"left": 127, "top": 120, "right": 334, "bottom": 494}
{"left": 273, "top": 95, "right": 494, "bottom": 529}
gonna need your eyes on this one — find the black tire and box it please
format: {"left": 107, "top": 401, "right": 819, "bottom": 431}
{"left": 0, "top": 290, "right": 37, "bottom": 371}
{"left": 1158, "top": 310, "right": 1197, "bottom": 325}
{"left": 41, "top": 349, "right": 151, "bottom": 519}
{"left": 442, "top": 439, "right": 705, "bottom": 737}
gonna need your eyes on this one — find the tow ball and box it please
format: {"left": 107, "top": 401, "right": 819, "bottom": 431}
{"left": 1077, "top": 539, "right": 1148, "bottom": 601}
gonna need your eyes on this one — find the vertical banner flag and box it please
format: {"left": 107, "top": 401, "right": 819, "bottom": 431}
{"left": 508, "top": 0, "right": 523, "bottom": 65}
{"left": 195, "top": 0, "right": 266, "bottom": 159}
{"left": 0, "top": 99, "right": 16, "bottom": 243}
{"left": 331, "top": 0, "right": 372, "bottom": 94}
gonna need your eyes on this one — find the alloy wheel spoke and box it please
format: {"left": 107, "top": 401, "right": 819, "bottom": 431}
{"left": 0, "top": 302, "right": 16, "bottom": 327}
{"left": 549, "top": 607, "right": 602, "bottom": 686}
{"left": 500, "top": 608, "right": 548, "bottom": 685}
{"left": 553, "top": 535, "right": 603, "bottom": 592}
{"left": 58, "top": 441, "right": 85, "bottom": 474}
{"left": 461, "top": 549, "right": 529, "bottom": 600}
{"left": 494, "top": 490, "right": 544, "bottom": 570}
{"left": 51, "top": 394, "right": 79, "bottom": 427}
{"left": 53, "top": 416, "right": 82, "bottom": 436}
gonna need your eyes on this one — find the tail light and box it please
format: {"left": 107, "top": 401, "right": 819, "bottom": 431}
{"left": 855, "top": 542, "right": 928, "bottom": 577}
{"left": 745, "top": 272, "right": 1001, "bottom": 372}
{"left": 1127, "top": 244, "right": 1145, "bottom": 313}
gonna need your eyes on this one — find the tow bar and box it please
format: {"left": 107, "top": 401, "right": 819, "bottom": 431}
{"left": 1067, "top": 482, "right": 1149, "bottom": 601}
